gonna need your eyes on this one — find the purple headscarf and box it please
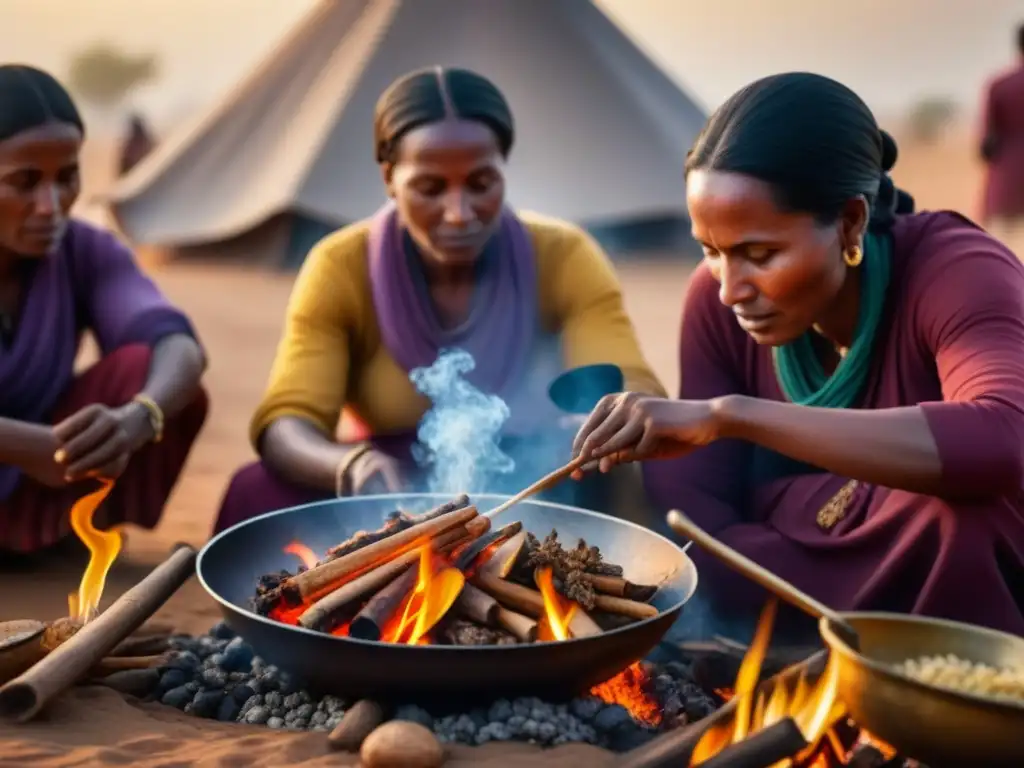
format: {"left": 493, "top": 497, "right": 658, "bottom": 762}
{"left": 367, "top": 203, "right": 538, "bottom": 403}
{"left": 0, "top": 221, "right": 196, "bottom": 500}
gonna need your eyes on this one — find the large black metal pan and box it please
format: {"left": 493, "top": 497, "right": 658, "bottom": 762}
{"left": 198, "top": 493, "right": 697, "bottom": 706}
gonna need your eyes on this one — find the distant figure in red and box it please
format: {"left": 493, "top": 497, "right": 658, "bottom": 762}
{"left": 980, "top": 23, "right": 1024, "bottom": 241}
{"left": 117, "top": 113, "right": 156, "bottom": 177}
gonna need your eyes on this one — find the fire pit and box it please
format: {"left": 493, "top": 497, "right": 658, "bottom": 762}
{"left": 197, "top": 493, "right": 697, "bottom": 705}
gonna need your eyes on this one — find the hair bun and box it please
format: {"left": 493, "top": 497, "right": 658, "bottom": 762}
{"left": 879, "top": 129, "right": 898, "bottom": 172}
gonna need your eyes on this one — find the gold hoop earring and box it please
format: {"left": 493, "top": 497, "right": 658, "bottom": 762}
{"left": 843, "top": 244, "right": 863, "bottom": 268}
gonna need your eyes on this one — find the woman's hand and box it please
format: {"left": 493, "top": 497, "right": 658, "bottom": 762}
{"left": 346, "top": 448, "right": 404, "bottom": 495}
{"left": 571, "top": 393, "right": 723, "bottom": 476}
{"left": 52, "top": 403, "right": 154, "bottom": 482}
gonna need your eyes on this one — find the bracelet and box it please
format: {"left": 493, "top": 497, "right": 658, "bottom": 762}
{"left": 334, "top": 443, "right": 372, "bottom": 497}
{"left": 131, "top": 393, "right": 165, "bottom": 444}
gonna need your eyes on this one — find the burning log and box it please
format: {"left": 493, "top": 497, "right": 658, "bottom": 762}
{"left": 453, "top": 522, "right": 523, "bottom": 571}
{"left": 323, "top": 495, "right": 470, "bottom": 563}
{"left": 615, "top": 651, "right": 828, "bottom": 768}
{"left": 582, "top": 574, "right": 658, "bottom": 602}
{"left": 495, "top": 607, "right": 537, "bottom": 642}
{"left": 327, "top": 698, "right": 388, "bottom": 752}
{"left": 694, "top": 718, "right": 808, "bottom": 768}
{"left": 283, "top": 505, "right": 479, "bottom": 603}
{"left": 477, "top": 530, "right": 527, "bottom": 579}
{"left": 454, "top": 584, "right": 499, "bottom": 626}
{"left": 349, "top": 522, "right": 523, "bottom": 642}
{"left": 471, "top": 572, "right": 603, "bottom": 639}
{"left": 296, "top": 521, "right": 485, "bottom": 631}
{"left": 0, "top": 543, "right": 197, "bottom": 723}
{"left": 592, "top": 593, "right": 659, "bottom": 620}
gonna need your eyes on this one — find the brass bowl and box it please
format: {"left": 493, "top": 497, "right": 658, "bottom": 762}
{"left": 820, "top": 613, "right": 1024, "bottom": 768}
{"left": 0, "top": 620, "right": 47, "bottom": 684}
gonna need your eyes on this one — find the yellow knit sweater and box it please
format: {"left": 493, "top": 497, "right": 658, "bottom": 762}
{"left": 250, "top": 211, "right": 665, "bottom": 447}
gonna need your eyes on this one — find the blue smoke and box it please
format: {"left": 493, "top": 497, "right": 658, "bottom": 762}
{"left": 410, "top": 349, "right": 516, "bottom": 494}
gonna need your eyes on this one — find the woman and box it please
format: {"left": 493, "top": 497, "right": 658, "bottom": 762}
{"left": 0, "top": 65, "right": 208, "bottom": 554}
{"left": 215, "top": 67, "right": 663, "bottom": 533}
{"left": 572, "top": 72, "right": 1024, "bottom": 637}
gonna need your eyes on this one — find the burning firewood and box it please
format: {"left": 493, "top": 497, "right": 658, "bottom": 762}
{"left": 296, "top": 521, "right": 486, "bottom": 631}
{"left": 253, "top": 493, "right": 661, "bottom": 652}
{"left": 348, "top": 523, "right": 523, "bottom": 642}
{"left": 283, "top": 504, "right": 480, "bottom": 603}
{"left": 322, "top": 494, "right": 470, "bottom": 563}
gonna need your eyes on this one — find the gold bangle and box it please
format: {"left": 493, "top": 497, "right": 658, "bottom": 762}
{"left": 131, "top": 393, "right": 164, "bottom": 444}
{"left": 334, "top": 443, "right": 372, "bottom": 498}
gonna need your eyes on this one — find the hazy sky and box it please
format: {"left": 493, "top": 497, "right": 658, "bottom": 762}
{"left": 1, "top": 0, "right": 1020, "bottom": 125}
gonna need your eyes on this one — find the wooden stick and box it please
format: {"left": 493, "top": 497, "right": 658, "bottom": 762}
{"left": 327, "top": 699, "right": 387, "bottom": 752}
{"left": 0, "top": 543, "right": 196, "bottom": 723}
{"left": 477, "top": 530, "right": 527, "bottom": 579}
{"left": 324, "top": 495, "right": 470, "bottom": 561}
{"left": 593, "top": 593, "right": 659, "bottom": 620}
{"left": 109, "top": 634, "right": 171, "bottom": 658}
{"left": 483, "top": 458, "right": 586, "bottom": 518}
{"left": 297, "top": 525, "right": 473, "bottom": 630}
{"left": 455, "top": 584, "right": 499, "bottom": 626}
{"left": 582, "top": 574, "right": 658, "bottom": 602}
{"left": 91, "top": 654, "right": 166, "bottom": 677}
{"left": 453, "top": 522, "right": 523, "bottom": 571}
{"left": 471, "top": 572, "right": 603, "bottom": 638}
{"left": 285, "top": 506, "right": 478, "bottom": 602}
{"left": 495, "top": 607, "right": 537, "bottom": 642}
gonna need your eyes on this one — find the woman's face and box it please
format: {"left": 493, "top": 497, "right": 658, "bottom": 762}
{"left": 0, "top": 122, "right": 82, "bottom": 257}
{"left": 687, "top": 169, "right": 866, "bottom": 346}
{"left": 384, "top": 119, "right": 505, "bottom": 267}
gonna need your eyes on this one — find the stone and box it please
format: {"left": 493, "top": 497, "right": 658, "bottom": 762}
{"left": 360, "top": 721, "right": 444, "bottom": 768}
{"left": 160, "top": 685, "right": 192, "bottom": 710}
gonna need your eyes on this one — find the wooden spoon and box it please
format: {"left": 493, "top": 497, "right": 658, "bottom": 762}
{"left": 666, "top": 509, "right": 861, "bottom": 651}
{"left": 483, "top": 457, "right": 587, "bottom": 519}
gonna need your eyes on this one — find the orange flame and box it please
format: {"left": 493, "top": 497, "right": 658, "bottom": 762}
{"left": 283, "top": 540, "right": 319, "bottom": 570}
{"left": 690, "top": 599, "right": 847, "bottom": 766}
{"left": 67, "top": 479, "right": 121, "bottom": 622}
{"left": 591, "top": 662, "right": 664, "bottom": 727}
{"left": 384, "top": 543, "right": 465, "bottom": 645}
{"left": 535, "top": 566, "right": 578, "bottom": 641}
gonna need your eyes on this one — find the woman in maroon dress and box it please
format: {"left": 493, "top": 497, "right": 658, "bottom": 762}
{"left": 572, "top": 72, "right": 1024, "bottom": 638}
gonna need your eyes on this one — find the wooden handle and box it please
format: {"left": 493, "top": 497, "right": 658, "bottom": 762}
{"left": 484, "top": 457, "right": 586, "bottom": 518}
{"left": 666, "top": 509, "right": 860, "bottom": 649}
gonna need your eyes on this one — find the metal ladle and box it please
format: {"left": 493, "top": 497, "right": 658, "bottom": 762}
{"left": 666, "top": 509, "right": 861, "bottom": 651}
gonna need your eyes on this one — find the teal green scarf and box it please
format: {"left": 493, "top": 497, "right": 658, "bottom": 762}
{"left": 772, "top": 232, "right": 892, "bottom": 408}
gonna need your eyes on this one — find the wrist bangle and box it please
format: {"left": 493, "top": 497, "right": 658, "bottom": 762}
{"left": 335, "top": 443, "right": 372, "bottom": 497}
{"left": 131, "top": 393, "right": 164, "bottom": 444}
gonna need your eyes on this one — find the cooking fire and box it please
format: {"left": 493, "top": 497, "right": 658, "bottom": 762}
{"left": 252, "top": 494, "right": 661, "bottom": 650}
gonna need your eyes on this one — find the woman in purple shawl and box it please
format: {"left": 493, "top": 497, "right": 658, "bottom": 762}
{"left": 0, "top": 65, "right": 208, "bottom": 554}
{"left": 214, "top": 68, "right": 663, "bottom": 534}
{"left": 572, "top": 73, "right": 1024, "bottom": 638}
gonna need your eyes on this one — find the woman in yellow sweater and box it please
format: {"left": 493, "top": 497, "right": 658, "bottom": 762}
{"left": 213, "top": 67, "right": 664, "bottom": 533}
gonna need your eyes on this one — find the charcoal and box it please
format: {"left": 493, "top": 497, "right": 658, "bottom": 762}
{"left": 124, "top": 622, "right": 755, "bottom": 751}
{"left": 440, "top": 618, "right": 518, "bottom": 646}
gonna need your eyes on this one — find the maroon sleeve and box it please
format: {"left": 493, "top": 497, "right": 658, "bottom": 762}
{"left": 641, "top": 264, "right": 753, "bottom": 533}
{"left": 913, "top": 220, "right": 1024, "bottom": 496}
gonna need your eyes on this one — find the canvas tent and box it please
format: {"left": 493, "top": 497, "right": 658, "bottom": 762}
{"left": 108, "top": 0, "right": 707, "bottom": 267}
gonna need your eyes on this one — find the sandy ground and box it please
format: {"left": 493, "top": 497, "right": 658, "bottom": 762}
{"left": 0, "top": 130, "right": 1005, "bottom": 765}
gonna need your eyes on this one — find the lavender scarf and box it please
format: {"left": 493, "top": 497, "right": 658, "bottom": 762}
{"left": 367, "top": 203, "right": 538, "bottom": 404}
{"left": 0, "top": 221, "right": 195, "bottom": 500}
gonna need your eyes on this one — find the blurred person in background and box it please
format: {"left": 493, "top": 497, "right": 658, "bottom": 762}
{"left": 979, "top": 22, "right": 1024, "bottom": 252}
{"left": 573, "top": 72, "right": 1024, "bottom": 639}
{"left": 0, "top": 65, "right": 208, "bottom": 557}
{"left": 213, "top": 67, "right": 664, "bottom": 535}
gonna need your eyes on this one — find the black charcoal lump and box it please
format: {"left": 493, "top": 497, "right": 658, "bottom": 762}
{"left": 128, "top": 621, "right": 717, "bottom": 750}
